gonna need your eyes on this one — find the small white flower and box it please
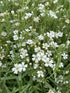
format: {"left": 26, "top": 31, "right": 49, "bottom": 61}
{"left": 26, "top": 39, "right": 33, "bottom": 44}
{"left": 45, "top": 2, "right": 49, "bottom": 6}
{"left": 22, "top": 62, "right": 27, "bottom": 71}
{"left": 25, "top": 29, "right": 30, "bottom": 32}
{"left": 20, "top": 48, "right": 28, "bottom": 59}
{"left": 37, "top": 51, "right": 44, "bottom": 60}
{"left": 48, "top": 89, "right": 54, "bottom": 93}
{"left": 34, "top": 47, "right": 41, "bottom": 52}
{"left": 57, "top": 32, "right": 63, "bottom": 37}
{"left": 34, "top": 64, "right": 38, "bottom": 69}
{"left": 47, "top": 31, "right": 55, "bottom": 39}
{"left": 42, "top": 43, "right": 49, "bottom": 50}
{"left": 0, "top": 61, "right": 2, "bottom": 66}
{"left": 40, "top": 13, "right": 45, "bottom": 16}
{"left": 45, "top": 59, "right": 53, "bottom": 67}
{"left": 33, "top": 17, "right": 40, "bottom": 22}
{"left": 38, "top": 35, "right": 44, "bottom": 40}
{"left": 24, "top": 13, "right": 32, "bottom": 19}
{"left": 11, "top": 10, "right": 14, "bottom": 14}
{"left": 59, "top": 62, "right": 64, "bottom": 68}
{"left": 12, "top": 64, "right": 22, "bottom": 74}
{"left": 37, "top": 71, "right": 44, "bottom": 77}
{"left": 1, "top": 19, "right": 5, "bottom": 22}
{"left": 49, "top": 10, "right": 58, "bottom": 19}
{"left": 32, "top": 54, "right": 41, "bottom": 63}
{"left": 53, "top": 0, "right": 58, "bottom": 4}
{"left": 22, "top": 42, "right": 26, "bottom": 46}
{"left": 46, "top": 50, "right": 52, "bottom": 57}
{"left": 65, "top": 19, "right": 70, "bottom": 24}
{"left": 65, "top": 70, "right": 69, "bottom": 74}
{"left": 42, "top": 55, "right": 47, "bottom": 62}
{"left": 13, "top": 35, "right": 18, "bottom": 40}
{"left": 67, "top": 40, "right": 70, "bottom": 46}
{"left": 50, "top": 41, "right": 58, "bottom": 47}
{"left": 15, "top": 22, "right": 20, "bottom": 26}
{"left": 57, "top": 90, "right": 61, "bottom": 93}
{"left": 13, "top": 30, "right": 18, "bottom": 34}
{"left": 62, "top": 53, "right": 68, "bottom": 59}
{"left": 1, "top": 31, "right": 7, "bottom": 36}
{"left": 38, "top": 4, "right": 44, "bottom": 10}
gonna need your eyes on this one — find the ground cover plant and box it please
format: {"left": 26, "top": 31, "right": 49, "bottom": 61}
{"left": 0, "top": 0, "right": 70, "bottom": 93}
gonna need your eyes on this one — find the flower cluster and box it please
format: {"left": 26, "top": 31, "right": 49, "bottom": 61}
{"left": 0, "top": 0, "right": 70, "bottom": 93}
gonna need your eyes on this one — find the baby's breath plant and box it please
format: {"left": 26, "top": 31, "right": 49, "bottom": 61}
{"left": 0, "top": 0, "right": 70, "bottom": 93}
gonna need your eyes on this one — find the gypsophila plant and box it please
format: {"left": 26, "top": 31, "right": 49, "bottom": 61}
{"left": 0, "top": 0, "right": 70, "bottom": 93}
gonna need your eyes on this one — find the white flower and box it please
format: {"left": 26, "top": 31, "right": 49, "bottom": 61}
{"left": 46, "top": 50, "right": 52, "bottom": 57}
{"left": 47, "top": 31, "right": 55, "bottom": 39}
{"left": 45, "top": 2, "right": 49, "bottom": 6}
{"left": 1, "top": 31, "right": 7, "bottom": 36}
{"left": 1, "top": 19, "right": 5, "bottom": 22}
{"left": 24, "top": 13, "right": 32, "bottom": 19}
{"left": 13, "top": 35, "right": 18, "bottom": 40}
{"left": 15, "top": 22, "right": 20, "bottom": 26}
{"left": 32, "top": 54, "right": 41, "bottom": 63}
{"left": 45, "top": 59, "right": 53, "bottom": 67}
{"left": 38, "top": 4, "right": 45, "bottom": 13}
{"left": 42, "top": 43, "right": 49, "bottom": 50}
{"left": 22, "top": 42, "right": 26, "bottom": 46}
{"left": 26, "top": 13, "right": 32, "bottom": 17}
{"left": 34, "top": 64, "right": 38, "bottom": 69}
{"left": 62, "top": 53, "right": 68, "bottom": 59}
{"left": 59, "top": 62, "right": 64, "bottom": 68}
{"left": 20, "top": 48, "right": 28, "bottom": 59}
{"left": 42, "top": 56, "right": 49, "bottom": 63}
{"left": 37, "top": 51, "right": 44, "bottom": 60}
{"left": 12, "top": 64, "right": 22, "bottom": 74}
{"left": 40, "top": 13, "right": 45, "bottom": 16}
{"left": 65, "top": 19, "right": 70, "bottom": 24}
{"left": 33, "top": 17, "right": 40, "bottom": 22}
{"left": 50, "top": 41, "right": 58, "bottom": 47}
{"left": 26, "top": 39, "right": 33, "bottom": 45}
{"left": 57, "top": 32, "right": 63, "bottom": 37}
{"left": 25, "top": 29, "right": 30, "bottom": 32}
{"left": 67, "top": 40, "right": 70, "bottom": 46}
{"left": 65, "top": 70, "right": 69, "bottom": 74}
{"left": 22, "top": 62, "right": 27, "bottom": 71}
{"left": 0, "top": 61, "right": 2, "bottom": 66}
{"left": 57, "top": 91, "right": 61, "bottom": 93}
{"left": 11, "top": 10, "right": 14, "bottom": 14}
{"left": 13, "top": 30, "right": 18, "bottom": 34}
{"left": 49, "top": 10, "right": 58, "bottom": 19}
{"left": 53, "top": 0, "right": 58, "bottom": 4}
{"left": 48, "top": 89, "right": 54, "bottom": 93}
{"left": 29, "top": 26, "right": 32, "bottom": 29}
{"left": 51, "top": 64, "right": 56, "bottom": 70}
{"left": 34, "top": 47, "right": 41, "bottom": 52}
{"left": 0, "top": 53, "right": 5, "bottom": 60}
{"left": 38, "top": 4, "right": 44, "bottom": 10}
{"left": 6, "top": 40, "right": 11, "bottom": 43}
{"left": 37, "top": 71, "right": 44, "bottom": 77}
{"left": 38, "top": 35, "right": 44, "bottom": 40}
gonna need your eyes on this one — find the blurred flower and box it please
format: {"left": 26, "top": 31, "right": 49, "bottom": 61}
{"left": 13, "top": 35, "right": 18, "bottom": 40}
{"left": 1, "top": 31, "right": 7, "bottom": 36}
{"left": 65, "top": 19, "right": 70, "bottom": 24}
{"left": 48, "top": 89, "right": 54, "bottom": 93}
{"left": 33, "top": 17, "right": 40, "bottom": 22}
